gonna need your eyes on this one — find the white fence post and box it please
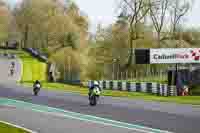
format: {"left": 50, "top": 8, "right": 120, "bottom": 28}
{"left": 106, "top": 81, "right": 110, "bottom": 89}
{"left": 141, "top": 83, "right": 147, "bottom": 92}
{"left": 152, "top": 83, "right": 157, "bottom": 94}
{"left": 122, "top": 82, "right": 127, "bottom": 91}
{"left": 130, "top": 83, "right": 136, "bottom": 92}
{"left": 113, "top": 81, "right": 118, "bottom": 90}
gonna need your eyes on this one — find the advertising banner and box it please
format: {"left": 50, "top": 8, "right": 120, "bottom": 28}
{"left": 150, "top": 48, "right": 200, "bottom": 64}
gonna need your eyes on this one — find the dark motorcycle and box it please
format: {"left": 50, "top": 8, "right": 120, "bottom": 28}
{"left": 89, "top": 87, "right": 101, "bottom": 106}
{"left": 10, "top": 69, "right": 14, "bottom": 76}
{"left": 33, "top": 84, "right": 41, "bottom": 96}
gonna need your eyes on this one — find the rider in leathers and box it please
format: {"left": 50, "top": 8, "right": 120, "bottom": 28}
{"left": 88, "top": 81, "right": 101, "bottom": 99}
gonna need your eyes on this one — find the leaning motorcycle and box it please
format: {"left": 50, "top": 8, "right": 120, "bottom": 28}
{"left": 33, "top": 84, "right": 40, "bottom": 96}
{"left": 89, "top": 87, "right": 101, "bottom": 106}
{"left": 10, "top": 69, "right": 14, "bottom": 76}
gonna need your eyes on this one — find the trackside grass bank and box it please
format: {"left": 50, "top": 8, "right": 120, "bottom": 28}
{"left": 0, "top": 122, "right": 30, "bottom": 133}
{"left": 21, "top": 54, "right": 47, "bottom": 82}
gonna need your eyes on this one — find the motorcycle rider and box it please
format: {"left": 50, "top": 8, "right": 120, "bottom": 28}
{"left": 88, "top": 81, "right": 101, "bottom": 99}
{"left": 33, "top": 80, "right": 42, "bottom": 89}
{"left": 9, "top": 61, "right": 15, "bottom": 76}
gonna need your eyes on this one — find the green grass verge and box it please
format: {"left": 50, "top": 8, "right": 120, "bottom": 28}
{"left": 0, "top": 49, "right": 47, "bottom": 82}
{"left": 20, "top": 51, "right": 47, "bottom": 82}
{"left": 21, "top": 81, "right": 200, "bottom": 105}
{"left": 22, "top": 58, "right": 47, "bottom": 82}
{"left": 0, "top": 122, "right": 29, "bottom": 133}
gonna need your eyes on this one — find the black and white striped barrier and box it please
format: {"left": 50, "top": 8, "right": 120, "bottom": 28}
{"left": 88, "top": 81, "right": 177, "bottom": 96}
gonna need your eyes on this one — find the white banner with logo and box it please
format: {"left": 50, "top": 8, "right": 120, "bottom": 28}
{"left": 150, "top": 48, "right": 200, "bottom": 64}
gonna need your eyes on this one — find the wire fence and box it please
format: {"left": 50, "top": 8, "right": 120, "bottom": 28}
{"left": 109, "top": 70, "right": 167, "bottom": 83}
{"left": 101, "top": 64, "right": 170, "bottom": 83}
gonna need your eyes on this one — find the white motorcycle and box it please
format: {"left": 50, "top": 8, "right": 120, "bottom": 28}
{"left": 33, "top": 83, "right": 41, "bottom": 96}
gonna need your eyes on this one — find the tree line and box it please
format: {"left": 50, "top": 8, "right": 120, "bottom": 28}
{"left": 0, "top": 0, "right": 199, "bottom": 82}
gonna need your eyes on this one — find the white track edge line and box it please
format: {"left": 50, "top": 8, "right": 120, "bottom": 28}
{"left": 0, "top": 120, "right": 37, "bottom": 133}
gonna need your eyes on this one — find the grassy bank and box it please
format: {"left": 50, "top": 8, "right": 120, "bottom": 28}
{"left": 21, "top": 53, "right": 47, "bottom": 82}
{"left": 21, "top": 81, "right": 200, "bottom": 105}
{"left": 0, "top": 122, "right": 29, "bottom": 133}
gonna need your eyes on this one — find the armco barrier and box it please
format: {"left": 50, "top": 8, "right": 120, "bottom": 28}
{"left": 88, "top": 81, "right": 177, "bottom": 96}
{"left": 24, "top": 48, "right": 48, "bottom": 62}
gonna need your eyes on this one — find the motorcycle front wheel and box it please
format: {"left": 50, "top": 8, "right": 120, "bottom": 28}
{"left": 34, "top": 91, "right": 38, "bottom": 96}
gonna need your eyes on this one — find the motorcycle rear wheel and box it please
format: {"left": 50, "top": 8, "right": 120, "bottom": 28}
{"left": 33, "top": 88, "right": 39, "bottom": 96}
{"left": 89, "top": 95, "right": 97, "bottom": 106}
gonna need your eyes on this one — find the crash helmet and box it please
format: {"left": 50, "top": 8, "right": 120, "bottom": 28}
{"left": 93, "top": 81, "right": 99, "bottom": 86}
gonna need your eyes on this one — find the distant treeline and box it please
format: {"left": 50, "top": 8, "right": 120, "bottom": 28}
{"left": 0, "top": 41, "right": 19, "bottom": 49}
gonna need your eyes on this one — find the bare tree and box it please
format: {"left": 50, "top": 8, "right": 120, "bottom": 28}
{"left": 149, "top": 0, "right": 170, "bottom": 47}
{"left": 169, "top": 0, "right": 192, "bottom": 83}
{"left": 170, "top": 0, "right": 191, "bottom": 41}
{"left": 119, "top": 0, "right": 151, "bottom": 70}
{"left": 0, "top": 2, "right": 11, "bottom": 46}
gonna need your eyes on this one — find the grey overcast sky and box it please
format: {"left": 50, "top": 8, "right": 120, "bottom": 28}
{"left": 75, "top": 0, "right": 200, "bottom": 32}
{"left": 7, "top": 0, "right": 200, "bottom": 33}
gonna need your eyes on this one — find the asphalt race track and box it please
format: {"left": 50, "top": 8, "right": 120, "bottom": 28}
{"left": 0, "top": 83, "right": 200, "bottom": 133}
{"left": 0, "top": 105, "right": 142, "bottom": 133}
{"left": 0, "top": 57, "right": 200, "bottom": 133}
